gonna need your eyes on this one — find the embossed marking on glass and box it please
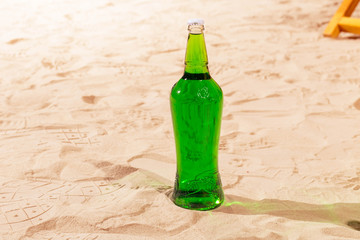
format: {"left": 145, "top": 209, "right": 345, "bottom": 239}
{"left": 170, "top": 19, "right": 224, "bottom": 211}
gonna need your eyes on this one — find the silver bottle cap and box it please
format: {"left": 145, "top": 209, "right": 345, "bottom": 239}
{"left": 187, "top": 19, "right": 204, "bottom": 26}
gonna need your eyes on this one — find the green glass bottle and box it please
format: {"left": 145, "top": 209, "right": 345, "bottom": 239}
{"left": 170, "top": 19, "right": 224, "bottom": 211}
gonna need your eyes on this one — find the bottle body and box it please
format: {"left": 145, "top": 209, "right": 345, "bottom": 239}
{"left": 170, "top": 76, "right": 224, "bottom": 210}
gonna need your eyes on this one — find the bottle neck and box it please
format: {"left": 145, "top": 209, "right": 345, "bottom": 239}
{"left": 183, "top": 25, "right": 210, "bottom": 80}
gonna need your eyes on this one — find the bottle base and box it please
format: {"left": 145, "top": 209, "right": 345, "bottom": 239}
{"left": 172, "top": 190, "right": 224, "bottom": 211}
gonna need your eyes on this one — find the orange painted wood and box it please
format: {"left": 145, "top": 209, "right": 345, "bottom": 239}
{"left": 339, "top": 17, "right": 360, "bottom": 34}
{"left": 323, "top": 0, "right": 360, "bottom": 38}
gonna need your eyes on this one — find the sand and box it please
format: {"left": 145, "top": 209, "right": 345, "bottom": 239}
{"left": 1, "top": 0, "right": 360, "bottom": 239}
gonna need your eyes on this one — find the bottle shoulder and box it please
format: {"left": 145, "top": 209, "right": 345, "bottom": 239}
{"left": 170, "top": 78, "right": 223, "bottom": 103}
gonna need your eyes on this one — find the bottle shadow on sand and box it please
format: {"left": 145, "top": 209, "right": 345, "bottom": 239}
{"left": 214, "top": 194, "right": 360, "bottom": 231}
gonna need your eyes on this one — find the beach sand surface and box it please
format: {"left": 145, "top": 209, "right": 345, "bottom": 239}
{"left": 1, "top": 0, "right": 360, "bottom": 239}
